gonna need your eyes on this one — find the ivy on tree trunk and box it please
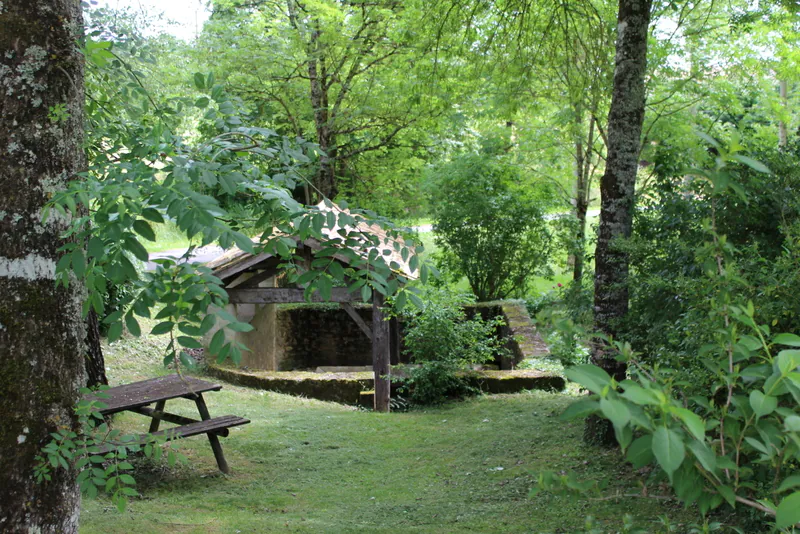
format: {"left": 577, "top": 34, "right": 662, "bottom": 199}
{"left": 586, "top": 0, "right": 652, "bottom": 446}
{"left": 0, "top": 0, "right": 86, "bottom": 530}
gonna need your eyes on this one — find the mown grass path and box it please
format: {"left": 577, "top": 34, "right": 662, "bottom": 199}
{"left": 80, "top": 326, "right": 696, "bottom": 533}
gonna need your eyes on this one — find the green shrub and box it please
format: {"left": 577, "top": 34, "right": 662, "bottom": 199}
{"left": 395, "top": 288, "right": 508, "bottom": 405}
{"left": 543, "top": 146, "right": 800, "bottom": 531}
{"left": 622, "top": 143, "right": 800, "bottom": 392}
{"left": 429, "top": 154, "right": 554, "bottom": 301}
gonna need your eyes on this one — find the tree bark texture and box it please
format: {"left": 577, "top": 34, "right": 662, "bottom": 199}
{"left": 308, "top": 22, "right": 338, "bottom": 200}
{"left": 0, "top": 0, "right": 86, "bottom": 531}
{"left": 572, "top": 110, "right": 595, "bottom": 282}
{"left": 85, "top": 309, "right": 107, "bottom": 388}
{"left": 586, "top": 0, "right": 652, "bottom": 446}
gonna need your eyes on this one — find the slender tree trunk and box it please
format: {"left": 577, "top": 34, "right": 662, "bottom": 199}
{"left": 85, "top": 309, "right": 107, "bottom": 387}
{"left": 779, "top": 80, "right": 788, "bottom": 148}
{"left": 308, "top": 24, "right": 337, "bottom": 200}
{"left": 573, "top": 113, "right": 597, "bottom": 282}
{"left": 585, "top": 0, "right": 652, "bottom": 446}
{"left": 0, "top": 0, "right": 86, "bottom": 531}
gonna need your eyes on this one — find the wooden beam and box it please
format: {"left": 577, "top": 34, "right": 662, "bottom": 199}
{"left": 340, "top": 302, "right": 372, "bottom": 340}
{"left": 372, "top": 293, "right": 391, "bottom": 412}
{"left": 227, "top": 287, "right": 361, "bottom": 304}
{"left": 232, "top": 269, "right": 276, "bottom": 289}
{"left": 215, "top": 252, "right": 274, "bottom": 281}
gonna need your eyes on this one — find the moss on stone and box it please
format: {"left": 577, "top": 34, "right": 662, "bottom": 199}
{"left": 208, "top": 365, "right": 564, "bottom": 405}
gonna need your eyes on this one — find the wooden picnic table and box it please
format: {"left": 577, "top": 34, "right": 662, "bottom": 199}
{"left": 85, "top": 374, "right": 249, "bottom": 473}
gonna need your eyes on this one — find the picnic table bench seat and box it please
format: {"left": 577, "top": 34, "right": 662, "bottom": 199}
{"left": 95, "top": 415, "right": 250, "bottom": 453}
{"left": 85, "top": 374, "right": 249, "bottom": 473}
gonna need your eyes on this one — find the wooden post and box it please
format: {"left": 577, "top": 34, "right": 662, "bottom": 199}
{"left": 148, "top": 400, "right": 167, "bottom": 433}
{"left": 194, "top": 393, "right": 230, "bottom": 473}
{"left": 389, "top": 317, "right": 400, "bottom": 365}
{"left": 372, "top": 293, "right": 391, "bottom": 412}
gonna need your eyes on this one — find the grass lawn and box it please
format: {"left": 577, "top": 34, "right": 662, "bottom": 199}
{"left": 78, "top": 323, "right": 714, "bottom": 533}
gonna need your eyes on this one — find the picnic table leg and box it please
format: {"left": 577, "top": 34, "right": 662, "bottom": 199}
{"left": 148, "top": 400, "right": 166, "bottom": 433}
{"left": 194, "top": 393, "right": 230, "bottom": 474}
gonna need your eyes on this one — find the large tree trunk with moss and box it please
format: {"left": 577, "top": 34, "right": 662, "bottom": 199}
{"left": 586, "top": 0, "right": 652, "bottom": 446}
{"left": 0, "top": 0, "right": 86, "bottom": 531}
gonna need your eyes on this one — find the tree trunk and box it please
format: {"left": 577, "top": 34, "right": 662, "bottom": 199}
{"left": 586, "top": 0, "right": 652, "bottom": 446}
{"left": 85, "top": 309, "right": 107, "bottom": 388}
{"left": 308, "top": 23, "right": 338, "bottom": 200}
{"left": 572, "top": 109, "right": 597, "bottom": 282}
{"left": 0, "top": 0, "right": 86, "bottom": 530}
{"left": 779, "top": 80, "right": 788, "bottom": 148}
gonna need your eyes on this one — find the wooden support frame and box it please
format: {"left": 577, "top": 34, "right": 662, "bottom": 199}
{"left": 372, "top": 294, "right": 391, "bottom": 412}
{"left": 233, "top": 270, "right": 275, "bottom": 289}
{"left": 389, "top": 317, "right": 400, "bottom": 365}
{"left": 194, "top": 393, "right": 230, "bottom": 474}
{"left": 340, "top": 303, "right": 372, "bottom": 340}
{"left": 227, "top": 287, "right": 361, "bottom": 304}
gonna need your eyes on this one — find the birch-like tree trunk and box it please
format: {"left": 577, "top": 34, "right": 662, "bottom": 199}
{"left": 0, "top": 0, "right": 86, "bottom": 530}
{"left": 586, "top": 0, "right": 652, "bottom": 446}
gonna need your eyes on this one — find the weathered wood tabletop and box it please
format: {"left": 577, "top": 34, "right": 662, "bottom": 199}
{"left": 84, "top": 374, "right": 249, "bottom": 473}
{"left": 88, "top": 374, "right": 222, "bottom": 415}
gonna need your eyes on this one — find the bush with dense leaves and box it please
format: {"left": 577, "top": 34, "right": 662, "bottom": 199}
{"left": 429, "top": 155, "right": 554, "bottom": 301}
{"left": 620, "top": 142, "right": 800, "bottom": 392}
{"left": 395, "top": 288, "right": 508, "bottom": 405}
{"left": 540, "top": 147, "right": 800, "bottom": 532}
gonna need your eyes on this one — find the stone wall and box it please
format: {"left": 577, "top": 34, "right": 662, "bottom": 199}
{"left": 273, "top": 304, "right": 381, "bottom": 370}
{"left": 215, "top": 300, "right": 547, "bottom": 371}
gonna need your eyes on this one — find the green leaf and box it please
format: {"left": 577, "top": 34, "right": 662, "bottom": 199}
{"left": 124, "top": 236, "right": 149, "bottom": 262}
{"left": 195, "top": 97, "right": 210, "bottom": 108}
{"left": 150, "top": 321, "right": 174, "bottom": 335}
{"left": 107, "top": 321, "right": 123, "bottom": 343}
{"left": 750, "top": 390, "right": 777, "bottom": 419}
{"left": 564, "top": 365, "right": 612, "bottom": 395}
{"left": 199, "top": 313, "right": 216, "bottom": 335}
{"left": 688, "top": 440, "right": 716, "bottom": 473}
{"left": 776, "top": 491, "right": 800, "bottom": 529}
{"left": 620, "top": 382, "right": 661, "bottom": 406}
{"left": 652, "top": 427, "right": 685, "bottom": 478}
{"left": 600, "top": 398, "right": 631, "bottom": 429}
{"left": 717, "top": 485, "right": 736, "bottom": 508}
{"left": 560, "top": 399, "right": 599, "bottom": 421}
{"left": 193, "top": 72, "right": 205, "bottom": 90}
{"left": 133, "top": 219, "right": 156, "bottom": 242}
{"left": 141, "top": 208, "right": 164, "bottom": 223}
{"left": 72, "top": 248, "right": 86, "bottom": 278}
{"left": 774, "top": 334, "right": 800, "bottom": 347}
{"left": 744, "top": 437, "right": 770, "bottom": 456}
{"left": 125, "top": 314, "right": 141, "bottom": 337}
{"left": 731, "top": 154, "right": 770, "bottom": 174}
{"left": 778, "top": 475, "right": 800, "bottom": 494}
{"left": 673, "top": 408, "right": 706, "bottom": 441}
{"left": 777, "top": 350, "right": 800, "bottom": 374}
{"left": 177, "top": 336, "right": 202, "bottom": 349}
{"left": 361, "top": 284, "right": 372, "bottom": 303}
{"left": 209, "top": 329, "right": 225, "bottom": 354}
{"left": 227, "top": 321, "right": 254, "bottom": 333}
{"left": 87, "top": 237, "right": 105, "bottom": 259}
{"left": 626, "top": 435, "right": 654, "bottom": 468}
{"left": 695, "top": 131, "right": 721, "bottom": 149}
{"left": 784, "top": 415, "right": 800, "bottom": 432}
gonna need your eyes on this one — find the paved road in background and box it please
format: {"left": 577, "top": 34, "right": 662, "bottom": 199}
{"left": 146, "top": 245, "right": 223, "bottom": 271}
{"left": 145, "top": 211, "right": 600, "bottom": 270}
